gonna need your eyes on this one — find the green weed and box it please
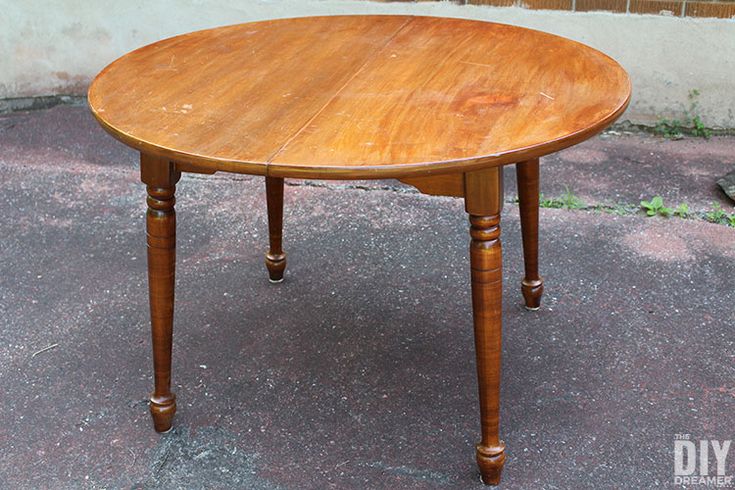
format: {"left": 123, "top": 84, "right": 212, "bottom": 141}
{"left": 654, "top": 89, "right": 711, "bottom": 139}
{"left": 704, "top": 203, "right": 735, "bottom": 226}
{"left": 641, "top": 196, "right": 672, "bottom": 217}
{"left": 673, "top": 203, "right": 690, "bottom": 218}
{"left": 539, "top": 187, "right": 585, "bottom": 210}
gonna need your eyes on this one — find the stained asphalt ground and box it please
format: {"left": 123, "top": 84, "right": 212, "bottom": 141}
{"left": 0, "top": 106, "right": 733, "bottom": 489}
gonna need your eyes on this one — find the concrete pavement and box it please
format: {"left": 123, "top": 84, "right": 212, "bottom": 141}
{"left": 0, "top": 106, "right": 733, "bottom": 489}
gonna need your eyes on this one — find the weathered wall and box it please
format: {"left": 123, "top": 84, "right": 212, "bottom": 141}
{"left": 1, "top": 0, "right": 734, "bottom": 127}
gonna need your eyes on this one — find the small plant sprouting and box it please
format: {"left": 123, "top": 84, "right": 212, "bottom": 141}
{"left": 703, "top": 203, "right": 735, "bottom": 227}
{"left": 641, "top": 196, "right": 673, "bottom": 217}
{"left": 673, "top": 203, "right": 689, "bottom": 218}
{"left": 561, "top": 187, "right": 585, "bottom": 210}
{"left": 539, "top": 187, "right": 585, "bottom": 210}
{"left": 654, "top": 89, "right": 711, "bottom": 140}
{"left": 705, "top": 203, "right": 726, "bottom": 224}
{"left": 687, "top": 89, "right": 711, "bottom": 139}
{"left": 654, "top": 119, "right": 684, "bottom": 140}
{"left": 704, "top": 203, "right": 735, "bottom": 227}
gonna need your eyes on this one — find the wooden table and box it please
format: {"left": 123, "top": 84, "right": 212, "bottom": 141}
{"left": 88, "top": 15, "right": 630, "bottom": 485}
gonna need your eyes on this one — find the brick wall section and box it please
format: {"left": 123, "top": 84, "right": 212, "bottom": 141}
{"left": 377, "top": 0, "right": 735, "bottom": 18}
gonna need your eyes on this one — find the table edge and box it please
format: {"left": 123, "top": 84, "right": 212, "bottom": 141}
{"left": 89, "top": 86, "right": 630, "bottom": 179}
{"left": 87, "top": 15, "right": 632, "bottom": 179}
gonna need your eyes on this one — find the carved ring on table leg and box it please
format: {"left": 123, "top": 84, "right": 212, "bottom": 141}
{"left": 521, "top": 278, "right": 544, "bottom": 311}
{"left": 150, "top": 394, "right": 176, "bottom": 433}
{"left": 476, "top": 442, "right": 506, "bottom": 485}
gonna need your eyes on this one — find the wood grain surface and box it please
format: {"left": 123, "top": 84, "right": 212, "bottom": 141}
{"left": 89, "top": 15, "right": 630, "bottom": 179}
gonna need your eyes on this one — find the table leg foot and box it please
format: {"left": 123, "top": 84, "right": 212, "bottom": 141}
{"left": 265, "top": 176, "right": 286, "bottom": 282}
{"left": 476, "top": 443, "right": 506, "bottom": 485}
{"left": 150, "top": 394, "right": 177, "bottom": 432}
{"left": 521, "top": 278, "right": 544, "bottom": 310}
{"left": 265, "top": 252, "right": 286, "bottom": 282}
{"left": 516, "top": 159, "right": 544, "bottom": 310}
{"left": 267, "top": 274, "right": 285, "bottom": 284}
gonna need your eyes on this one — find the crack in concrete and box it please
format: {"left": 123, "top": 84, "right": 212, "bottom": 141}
{"left": 285, "top": 179, "right": 419, "bottom": 194}
{"left": 183, "top": 172, "right": 734, "bottom": 227}
{"left": 0, "top": 95, "right": 86, "bottom": 114}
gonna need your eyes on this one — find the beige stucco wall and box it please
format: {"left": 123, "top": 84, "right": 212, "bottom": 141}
{"left": 2, "top": 0, "right": 734, "bottom": 127}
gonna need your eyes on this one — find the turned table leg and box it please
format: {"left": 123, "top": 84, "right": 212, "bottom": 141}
{"left": 464, "top": 167, "right": 506, "bottom": 485}
{"left": 516, "top": 159, "right": 544, "bottom": 310}
{"left": 141, "top": 154, "right": 180, "bottom": 432}
{"left": 265, "top": 176, "right": 286, "bottom": 283}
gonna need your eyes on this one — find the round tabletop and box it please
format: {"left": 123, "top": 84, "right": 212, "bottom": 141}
{"left": 88, "top": 15, "right": 631, "bottom": 179}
